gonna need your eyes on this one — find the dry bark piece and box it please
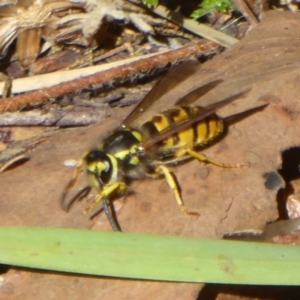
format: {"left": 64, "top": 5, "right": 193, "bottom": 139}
{"left": 200, "top": 284, "right": 300, "bottom": 300}
{"left": 0, "top": 129, "right": 12, "bottom": 143}
{"left": 29, "top": 48, "right": 87, "bottom": 75}
{"left": 0, "top": 108, "right": 110, "bottom": 126}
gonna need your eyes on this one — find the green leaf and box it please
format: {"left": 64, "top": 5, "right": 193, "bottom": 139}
{"left": 142, "top": 0, "right": 159, "bottom": 8}
{"left": 191, "top": 0, "right": 235, "bottom": 19}
{"left": 0, "top": 226, "right": 300, "bottom": 284}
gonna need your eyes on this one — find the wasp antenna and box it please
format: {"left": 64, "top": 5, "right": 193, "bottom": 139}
{"left": 61, "top": 185, "right": 91, "bottom": 212}
{"left": 102, "top": 197, "right": 122, "bottom": 232}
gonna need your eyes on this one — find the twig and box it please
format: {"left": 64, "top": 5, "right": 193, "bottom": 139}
{"left": 234, "top": 0, "right": 259, "bottom": 27}
{"left": 93, "top": 44, "right": 131, "bottom": 64}
{"left": 0, "top": 40, "right": 218, "bottom": 112}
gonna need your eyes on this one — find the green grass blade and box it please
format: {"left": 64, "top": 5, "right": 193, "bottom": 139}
{"left": 0, "top": 226, "right": 299, "bottom": 285}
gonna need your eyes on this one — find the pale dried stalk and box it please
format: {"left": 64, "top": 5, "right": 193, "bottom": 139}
{"left": 152, "top": 4, "right": 239, "bottom": 48}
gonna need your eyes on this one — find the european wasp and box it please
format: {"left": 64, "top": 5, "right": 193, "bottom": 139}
{"left": 62, "top": 62, "right": 267, "bottom": 231}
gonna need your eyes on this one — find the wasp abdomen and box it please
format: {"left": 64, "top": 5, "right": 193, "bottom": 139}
{"left": 142, "top": 106, "right": 224, "bottom": 150}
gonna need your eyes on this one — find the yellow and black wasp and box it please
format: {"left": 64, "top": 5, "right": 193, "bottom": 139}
{"left": 62, "top": 62, "right": 267, "bottom": 231}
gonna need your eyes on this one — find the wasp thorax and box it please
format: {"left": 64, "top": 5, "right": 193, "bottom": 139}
{"left": 85, "top": 150, "right": 109, "bottom": 163}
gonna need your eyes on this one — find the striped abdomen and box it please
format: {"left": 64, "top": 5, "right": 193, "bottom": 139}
{"left": 141, "top": 105, "right": 224, "bottom": 152}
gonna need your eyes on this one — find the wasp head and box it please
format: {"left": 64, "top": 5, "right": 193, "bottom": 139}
{"left": 85, "top": 150, "right": 118, "bottom": 187}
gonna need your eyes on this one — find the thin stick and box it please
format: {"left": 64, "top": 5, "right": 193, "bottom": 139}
{"left": 0, "top": 40, "right": 218, "bottom": 112}
{"left": 234, "top": 0, "right": 259, "bottom": 27}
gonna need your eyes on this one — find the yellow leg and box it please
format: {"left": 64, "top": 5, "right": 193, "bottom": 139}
{"left": 155, "top": 165, "right": 199, "bottom": 217}
{"left": 85, "top": 182, "right": 127, "bottom": 213}
{"left": 176, "top": 148, "right": 241, "bottom": 168}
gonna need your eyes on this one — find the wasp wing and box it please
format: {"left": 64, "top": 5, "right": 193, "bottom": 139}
{"left": 122, "top": 61, "right": 200, "bottom": 128}
{"left": 224, "top": 103, "right": 268, "bottom": 125}
{"left": 142, "top": 89, "right": 251, "bottom": 150}
{"left": 175, "top": 79, "right": 223, "bottom": 106}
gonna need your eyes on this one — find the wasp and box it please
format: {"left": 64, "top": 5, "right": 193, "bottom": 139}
{"left": 62, "top": 62, "right": 267, "bottom": 231}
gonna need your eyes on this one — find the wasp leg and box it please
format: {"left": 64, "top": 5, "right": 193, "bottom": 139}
{"left": 66, "top": 153, "right": 88, "bottom": 190}
{"left": 61, "top": 154, "right": 89, "bottom": 211}
{"left": 155, "top": 165, "right": 199, "bottom": 217}
{"left": 85, "top": 182, "right": 127, "bottom": 212}
{"left": 102, "top": 197, "right": 122, "bottom": 232}
{"left": 176, "top": 149, "right": 240, "bottom": 168}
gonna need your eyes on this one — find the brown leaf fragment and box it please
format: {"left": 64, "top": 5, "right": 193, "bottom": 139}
{"left": 0, "top": 153, "right": 28, "bottom": 173}
{"left": 17, "top": 28, "right": 40, "bottom": 68}
{"left": 0, "top": 136, "right": 46, "bottom": 173}
{"left": 29, "top": 48, "right": 86, "bottom": 75}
